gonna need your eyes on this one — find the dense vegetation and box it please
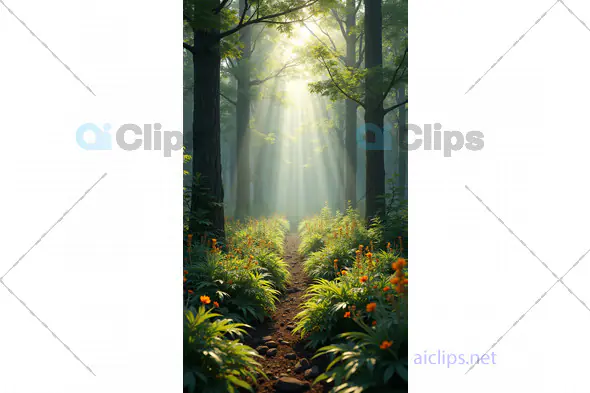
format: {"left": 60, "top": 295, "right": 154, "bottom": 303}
{"left": 183, "top": 0, "right": 407, "bottom": 389}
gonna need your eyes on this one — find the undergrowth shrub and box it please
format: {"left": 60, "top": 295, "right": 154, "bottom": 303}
{"left": 313, "top": 304, "right": 408, "bottom": 393}
{"left": 300, "top": 206, "right": 382, "bottom": 280}
{"left": 184, "top": 306, "right": 265, "bottom": 393}
{"left": 294, "top": 251, "right": 408, "bottom": 348}
{"left": 184, "top": 217, "right": 290, "bottom": 323}
{"left": 186, "top": 245, "right": 280, "bottom": 323}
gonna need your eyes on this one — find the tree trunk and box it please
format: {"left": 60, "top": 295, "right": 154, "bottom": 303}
{"left": 364, "top": 0, "right": 385, "bottom": 220}
{"left": 396, "top": 86, "right": 407, "bottom": 199}
{"left": 191, "top": 30, "right": 225, "bottom": 237}
{"left": 345, "top": 0, "right": 358, "bottom": 208}
{"left": 235, "top": 0, "right": 252, "bottom": 219}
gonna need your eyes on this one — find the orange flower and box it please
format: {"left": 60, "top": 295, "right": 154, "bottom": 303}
{"left": 188, "top": 290, "right": 194, "bottom": 294}
{"left": 183, "top": 270, "right": 188, "bottom": 275}
{"left": 383, "top": 286, "right": 391, "bottom": 292}
{"left": 396, "top": 284, "right": 405, "bottom": 294}
{"left": 390, "top": 277, "right": 400, "bottom": 285}
{"left": 183, "top": 277, "right": 187, "bottom": 282}
{"left": 351, "top": 305, "right": 357, "bottom": 311}
{"left": 341, "top": 270, "right": 348, "bottom": 276}
{"left": 360, "top": 276, "right": 368, "bottom": 283}
{"left": 200, "top": 295, "right": 211, "bottom": 304}
{"left": 403, "top": 278, "right": 408, "bottom": 285}
{"left": 380, "top": 340, "right": 393, "bottom": 350}
{"left": 372, "top": 321, "right": 377, "bottom": 326}
{"left": 366, "top": 252, "right": 373, "bottom": 259}
{"left": 366, "top": 302, "right": 377, "bottom": 312}
{"left": 187, "top": 234, "right": 193, "bottom": 249}
{"left": 213, "top": 301, "right": 220, "bottom": 308}
{"left": 373, "top": 285, "right": 378, "bottom": 289}
{"left": 344, "top": 311, "right": 351, "bottom": 318}
{"left": 228, "top": 280, "right": 233, "bottom": 285}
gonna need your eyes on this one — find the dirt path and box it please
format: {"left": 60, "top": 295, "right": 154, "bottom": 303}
{"left": 246, "top": 234, "right": 326, "bottom": 393}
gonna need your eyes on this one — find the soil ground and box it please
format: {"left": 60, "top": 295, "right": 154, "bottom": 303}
{"left": 245, "top": 234, "right": 328, "bottom": 393}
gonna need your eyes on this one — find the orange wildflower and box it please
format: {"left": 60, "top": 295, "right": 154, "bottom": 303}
{"left": 380, "top": 340, "right": 393, "bottom": 350}
{"left": 213, "top": 301, "right": 220, "bottom": 308}
{"left": 184, "top": 270, "right": 188, "bottom": 275}
{"left": 183, "top": 277, "right": 187, "bottom": 282}
{"left": 341, "top": 270, "right": 348, "bottom": 276}
{"left": 188, "top": 290, "right": 194, "bottom": 294}
{"left": 360, "top": 276, "right": 368, "bottom": 283}
{"left": 344, "top": 311, "right": 351, "bottom": 318}
{"left": 372, "top": 321, "right": 377, "bottom": 326}
{"left": 383, "top": 286, "right": 391, "bottom": 292}
{"left": 200, "top": 295, "right": 210, "bottom": 304}
{"left": 366, "top": 302, "right": 377, "bottom": 312}
{"left": 391, "top": 277, "right": 400, "bottom": 285}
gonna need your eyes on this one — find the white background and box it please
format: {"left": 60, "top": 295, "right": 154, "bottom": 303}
{"left": 0, "top": 0, "right": 181, "bottom": 392}
{"left": 411, "top": 0, "right": 590, "bottom": 391}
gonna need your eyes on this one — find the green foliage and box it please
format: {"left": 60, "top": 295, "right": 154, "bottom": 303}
{"left": 293, "top": 254, "right": 404, "bottom": 348}
{"left": 299, "top": 232, "right": 325, "bottom": 258}
{"left": 308, "top": 45, "right": 366, "bottom": 104}
{"left": 187, "top": 251, "right": 280, "bottom": 323}
{"left": 184, "top": 217, "right": 290, "bottom": 322}
{"left": 312, "top": 305, "right": 408, "bottom": 393}
{"left": 299, "top": 206, "right": 381, "bottom": 280}
{"left": 184, "top": 306, "right": 265, "bottom": 393}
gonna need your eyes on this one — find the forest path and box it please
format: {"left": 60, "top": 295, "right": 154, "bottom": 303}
{"left": 247, "top": 234, "right": 325, "bottom": 393}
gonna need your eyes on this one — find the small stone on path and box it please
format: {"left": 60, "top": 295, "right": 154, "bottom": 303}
{"left": 275, "top": 377, "right": 310, "bottom": 392}
{"left": 257, "top": 346, "right": 269, "bottom": 355}
{"left": 304, "top": 366, "right": 319, "bottom": 380}
{"left": 294, "top": 358, "right": 311, "bottom": 373}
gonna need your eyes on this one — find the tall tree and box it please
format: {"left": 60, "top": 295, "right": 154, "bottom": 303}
{"left": 184, "top": 0, "right": 322, "bottom": 236}
{"left": 363, "top": 0, "right": 384, "bottom": 220}
{"left": 235, "top": 0, "right": 253, "bottom": 219}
